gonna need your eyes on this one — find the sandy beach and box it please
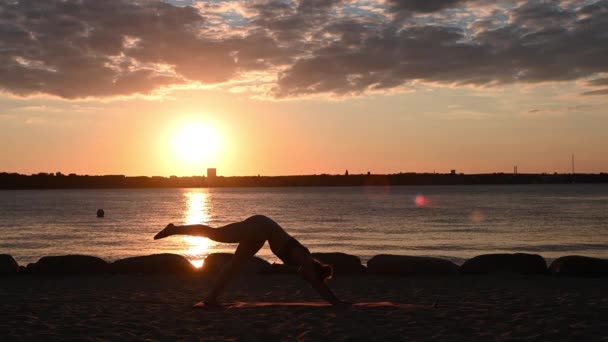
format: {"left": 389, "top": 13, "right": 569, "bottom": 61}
{"left": 2, "top": 274, "right": 606, "bottom": 341}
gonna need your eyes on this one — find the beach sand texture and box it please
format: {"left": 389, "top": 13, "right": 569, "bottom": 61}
{"left": 2, "top": 274, "right": 606, "bottom": 341}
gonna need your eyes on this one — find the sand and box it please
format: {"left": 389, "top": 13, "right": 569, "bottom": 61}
{"left": 1, "top": 274, "right": 606, "bottom": 341}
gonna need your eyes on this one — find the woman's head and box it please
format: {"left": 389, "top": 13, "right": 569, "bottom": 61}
{"left": 311, "top": 259, "right": 333, "bottom": 282}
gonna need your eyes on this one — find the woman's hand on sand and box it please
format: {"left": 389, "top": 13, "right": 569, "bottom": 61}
{"left": 153, "top": 223, "right": 175, "bottom": 240}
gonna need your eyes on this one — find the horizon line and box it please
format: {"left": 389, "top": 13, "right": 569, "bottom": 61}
{"left": 3, "top": 171, "right": 605, "bottom": 178}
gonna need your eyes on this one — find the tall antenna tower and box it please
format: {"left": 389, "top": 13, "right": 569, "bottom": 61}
{"left": 571, "top": 154, "right": 576, "bottom": 184}
{"left": 571, "top": 154, "right": 575, "bottom": 175}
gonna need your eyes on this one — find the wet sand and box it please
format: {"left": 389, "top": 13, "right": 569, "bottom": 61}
{"left": 1, "top": 274, "right": 606, "bottom": 341}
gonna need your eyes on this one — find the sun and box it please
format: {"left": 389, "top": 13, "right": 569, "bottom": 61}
{"left": 173, "top": 121, "right": 220, "bottom": 166}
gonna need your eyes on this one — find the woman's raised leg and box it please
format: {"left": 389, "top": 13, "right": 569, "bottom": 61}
{"left": 154, "top": 220, "right": 260, "bottom": 243}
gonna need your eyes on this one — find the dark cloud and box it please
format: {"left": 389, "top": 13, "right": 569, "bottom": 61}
{"left": 0, "top": 0, "right": 286, "bottom": 98}
{"left": 273, "top": 0, "right": 608, "bottom": 97}
{"left": 297, "top": 0, "right": 342, "bottom": 13}
{"left": 577, "top": 0, "right": 608, "bottom": 15}
{"left": 512, "top": 1, "right": 577, "bottom": 29}
{"left": 386, "top": 0, "right": 470, "bottom": 14}
{"left": 0, "top": 0, "right": 607, "bottom": 99}
{"left": 250, "top": 0, "right": 342, "bottom": 42}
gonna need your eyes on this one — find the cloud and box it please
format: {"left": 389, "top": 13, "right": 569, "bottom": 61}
{"left": 1, "top": 0, "right": 607, "bottom": 99}
{"left": 582, "top": 89, "right": 608, "bottom": 96}
{"left": 386, "top": 0, "right": 471, "bottom": 14}
{"left": 272, "top": 0, "right": 608, "bottom": 97}
{"left": 588, "top": 77, "right": 608, "bottom": 87}
{"left": 0, "top": 0, "right": 287, "bottom": 98}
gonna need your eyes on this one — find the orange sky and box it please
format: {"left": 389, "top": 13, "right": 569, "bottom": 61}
{"left": 1, "top": 85, "right": 607, "bottom": 177}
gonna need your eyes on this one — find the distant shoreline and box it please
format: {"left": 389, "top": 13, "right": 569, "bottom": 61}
{"left": 1, "top": 172, "right": 607, "bottom": 189}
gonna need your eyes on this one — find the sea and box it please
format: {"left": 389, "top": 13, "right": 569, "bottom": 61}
{"left": 1, "top": 184, "right": 607, "bottom": 267}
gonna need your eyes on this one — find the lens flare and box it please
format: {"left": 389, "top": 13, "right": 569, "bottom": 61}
{"left": 415, "top": 195, "right": 427, "bottom": 207}
{"left": 469, "top": 210, "right": 485, "bottom": 223}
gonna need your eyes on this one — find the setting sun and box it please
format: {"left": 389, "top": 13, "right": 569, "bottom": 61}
{"left": 162, "top": 118, "right": 226, "bottom": 176}
{"left": 173, "top": 121, "right": 220, "bottom": 165}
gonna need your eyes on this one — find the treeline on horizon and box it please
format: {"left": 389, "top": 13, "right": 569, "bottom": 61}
{"left": 1, "top": 171, "right": 607, "bottom": 189}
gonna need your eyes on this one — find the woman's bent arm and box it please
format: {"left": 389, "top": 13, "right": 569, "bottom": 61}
{"left": 309, "top": 278, "right": 342, "bottom": 305}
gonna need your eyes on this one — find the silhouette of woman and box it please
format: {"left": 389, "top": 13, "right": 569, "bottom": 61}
{"left": 154, "top": 215, "right": 346, "bottom": 307}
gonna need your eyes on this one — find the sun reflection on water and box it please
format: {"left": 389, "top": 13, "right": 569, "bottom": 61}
{"left": 181, "top": 190, "right": 213, "bottom": 268}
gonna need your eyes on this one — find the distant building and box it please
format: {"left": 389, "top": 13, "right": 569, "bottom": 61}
{"left": 345, "top": 169, "right": 349, "bottom": 176}
{"left": 207, "top": 168, "right": 217, "bottom": 178}
{"left": 450, "top": 169, "right": 456, "bottom": 175}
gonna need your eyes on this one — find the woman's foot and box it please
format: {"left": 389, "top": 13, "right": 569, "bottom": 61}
{"left": 193, "top": 301, "right": 222, "bottom": 309}
{"left": 154, "top": 223, "right": 176, "bottom": 240}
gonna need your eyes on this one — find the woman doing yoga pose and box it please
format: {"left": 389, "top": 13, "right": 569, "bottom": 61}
{"left": 154, "top": 215, "right": 345, "bottom": 307}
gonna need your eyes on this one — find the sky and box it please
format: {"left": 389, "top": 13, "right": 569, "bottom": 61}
{"left": 0, "top": 0, "right": 607, "bottom": 177}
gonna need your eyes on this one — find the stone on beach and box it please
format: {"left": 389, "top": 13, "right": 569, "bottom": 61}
{"left": 202, "top": 253, "right": 271, "bottom": 274}
{"left": 111, "top": 253, "right": 195, "bottom": 274}
{"left": 367, "top": 254, "right": 458, "bottom": 275}
{"left": 311, "top": 252, "right": 366, "bottom": 274}
{"left": 549, "top": 255, "right": 608, "bottom": 277}
{"left": 0, "top": 254, "right": 19, "bottom": 275}
{"left": 28, "top": 255, "right": 109, "bottom": 275}
{"left": 459, "top": 253, "right": 547, "bottom": 275}
{"left": 266, "top": 263, "right": 299, "bottom": 274}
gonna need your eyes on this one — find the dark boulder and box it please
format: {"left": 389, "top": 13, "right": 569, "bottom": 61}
{"left": 266, "top": 263, "right": 299, "bottom": 274}
{"left": 30, "top": 255, "right": 109, "bottom": 275}
{"left": 550, "top": 255, "right": 608, "bottom": 277}
{"left": 460, "top": 253, "right": 547, "bottom": 275}
{"left": 367, "top": 255, "right": 458, "bottom": 275}
{"left": 111, "top": 254, "right": 195, "bottom": 274}
{"left": 311, "top": 252, "right": 366, "bottom": 274}
{"left": 202, "top": 253, "right": 271, "bottom": 274}
{"left": 0, "top": 254, "right": 19, "bottom": 275}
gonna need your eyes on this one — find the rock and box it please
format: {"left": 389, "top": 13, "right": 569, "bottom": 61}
{"left": 111, "top": 254, "right": 195, "bottom": 274}
{"left": 367, "top": 255, "right": 458, "bottom": 275}
{"left": 311, "top": 252, "right": 366, "bottom": 274}
{"left": 0, "top": 254, "right": 19, "bottom": 275}
{"left": 202, "top": 253, "right": 272, "bottom": 274}
{"left": 549, "top": 255, "right": 608, "bottom": 277}
{"left": 266, "top": 263, "right": 299, "bottom": 274}
{"left": 30, "top": 255, "right": 109, "bottom": 275}
{"left": 459, "top": 253, "right": 547, "bottom": 275}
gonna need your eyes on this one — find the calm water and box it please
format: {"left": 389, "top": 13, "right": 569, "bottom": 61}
{"left": 1, "top": 185, "right": 607, "bottom": 267}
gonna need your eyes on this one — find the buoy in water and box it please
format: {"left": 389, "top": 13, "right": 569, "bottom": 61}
{"left": 97, "top": 209, "right": 105, "bottom": 218}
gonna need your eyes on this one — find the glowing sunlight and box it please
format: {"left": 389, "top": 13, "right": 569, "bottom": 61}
{"left": 182, "top": 190, "right": 212, "bottom": 268}
{"left": 171, "top": 119, "right": 221, "bottom": 175}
